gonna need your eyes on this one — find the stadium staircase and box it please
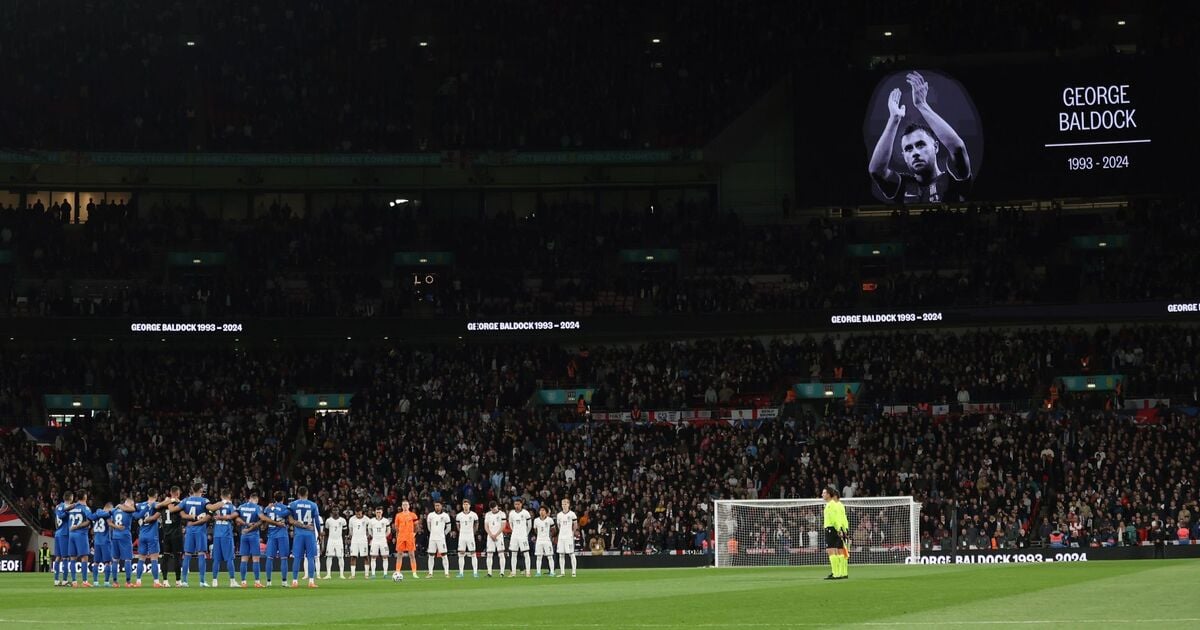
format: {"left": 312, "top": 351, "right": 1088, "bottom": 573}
{"left": 759, "top": 467, "right": 784, "bottom": 499}
{"left": 87, "top": 459, "right": 115, "bottom": 507}
{"left": 279, "top": 411, "right": 310, "bottom": 483}
{"left": 1022, "top": 456, "right": 1060, "bottom": 543}
{"left": 0, "top": 483, "right": 41, "bottom": 530}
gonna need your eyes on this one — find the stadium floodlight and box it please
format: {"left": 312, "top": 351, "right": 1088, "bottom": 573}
{"left": 1098, "top": 241, "right": 1108, "bottom": 247}
{"left": 71, "top": 398, "right": 82, "bottom": 408}
{"left": 714, "top": 497, "right": 921, "bottom": 568}
{"left": 389, "top": 201, "right": 396, "bottom": 207}
{"left": 651, "top": 38, "right": 661, "bottom": 44}
{"left": 1117, "top": 19, "right": 1126, "bottom": 26}
{"left": 823, "top": 387, "right": 834, "bottom": 396}
{"left": 883, "top": 31, "right": 893, "bottom": 37}
{"left": 186, "top": 41, "right": 196, "bottom": 47}
{"left": 418, "top": 41, "right": 428, "bottom": 47}
{"left": 192, "top": 258, "right": 202, "bottom": 264}
{"left": 871, "top": 249, "right": 881, "bottom": 255}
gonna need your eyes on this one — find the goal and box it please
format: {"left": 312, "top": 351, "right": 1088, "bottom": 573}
{"left": 713, "top": 497, "right": 920, "bottom": 567}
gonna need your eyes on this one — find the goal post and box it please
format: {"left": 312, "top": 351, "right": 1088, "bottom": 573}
{"left": 713, "top": 497, "right": 921, "bottom": 567}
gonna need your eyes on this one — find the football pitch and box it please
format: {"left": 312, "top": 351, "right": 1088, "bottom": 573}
{"left": 2, "top": 561, "right": 1198, "bottom": 628}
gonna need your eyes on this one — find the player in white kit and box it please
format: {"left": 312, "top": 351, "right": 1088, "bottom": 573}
{"left": 508, "top": 498, "right": 533, "bottom": 577}
{"left": 347, "top": 507, "right": 369, "bottom": 578}
{"left": 426, "top": 501, "right": 452, "bottom": 578}
{"left": 533, "top": 505, "right": 557, "bottom": 577}
{"left": 455, "top": 499, "right": 479, "bottom": 578}
{"left": 367, "top": 507, "right": 390, "bottom": 578}
{"left": 484, "top": 501, "right": 507, "bottom": 577}
{"left": 322, "top": 511, "right": 347, "bottom": 579}
{"left": 556, "top": 498, "right": 579, "bottom": 577}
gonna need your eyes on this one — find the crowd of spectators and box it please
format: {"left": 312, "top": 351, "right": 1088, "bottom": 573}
{"left": 0, "top": 322, "right": 1196, "bottom": 552}
{"left": 2, "top": 0, "right": 1196, "bottom": 561}
{"left": 527, "top": 324, "right": 1136, "bottom": 410}
{"left": 0, "top": 407, "right": 291, "bottom": 534}
{"left": 5, "top": 197, "right": 1200, "bottom": 319}
{"left": 1, "top": 324, "right": 1196, "bottom": 422}
{"left": 0, "top": 0, "right": 801, "bottom": 152}
{"left": 0, "top": 427, "right": 92, "bottom": 532}
{"left": 771, "top": 406, "right": 1200, "bottom": 552}
{"left": 4, "top": 1, "right": 1175, "bottom": 154}
{"left": 1082, "top": 199, "right": 1200, "bottom": 304}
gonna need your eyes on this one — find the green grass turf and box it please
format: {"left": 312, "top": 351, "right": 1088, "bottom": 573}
{"left": 2, "top": 561, "right": 1198, "bottom": 628}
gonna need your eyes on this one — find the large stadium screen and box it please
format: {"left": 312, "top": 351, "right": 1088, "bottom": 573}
{"left": 798, "top": 58, "right": 1189, "bottom": 204}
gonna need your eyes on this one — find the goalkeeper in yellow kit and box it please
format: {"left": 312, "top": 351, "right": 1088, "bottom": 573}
{"left": 822, "top": 486, "right": 850, "bottom": 580}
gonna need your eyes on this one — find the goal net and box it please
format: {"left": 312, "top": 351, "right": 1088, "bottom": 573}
{"left": 713, "top": 497, "right": 920, "bottom": 567}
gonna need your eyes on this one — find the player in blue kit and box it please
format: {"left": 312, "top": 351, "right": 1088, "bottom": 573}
{"left": 52, "top": 491, "right": 73, "bottom": 586}
{"left": 208, "top": 490, "right": 241, "bottom": 587}
{"left": 261, "top": 491, "right": 292, "bottom": 587}
{"left": 134, "top": 490, "right": 176, "bottom": 588}
{"left": 288, "top": 486, "right": 322, "bottom": 589}
{"left": 237, "top": 491, "right": 265, "bottom": 588}
{"left": 89, "top": 502, "right": 114, "bottom": 587}
{"left": 177, "top": 483, "right": 222, "bottom": 587}
{"left": 109, "top": 496, "right": 136, "bottom": 588}
{"left": 66, "top": 490, "right": 97, "bottom": 587}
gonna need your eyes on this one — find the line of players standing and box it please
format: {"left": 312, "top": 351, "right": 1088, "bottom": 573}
{"left": 50, "top": 484, "right": 582, "bottom": 588}
{"left": 51, "top": 484, "right": 323, "bottom": 588}
{"left": 336, "top": 497, "right": 580, "bottom": 580}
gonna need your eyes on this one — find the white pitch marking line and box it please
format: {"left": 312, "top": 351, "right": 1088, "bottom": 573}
{"left": 5, "top": 620, "right": 1200, "bottom": 628}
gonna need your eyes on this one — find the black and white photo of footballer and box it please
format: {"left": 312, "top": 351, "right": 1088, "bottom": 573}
{"left": 868, "top": 72, "right": 972, "bottom": 204}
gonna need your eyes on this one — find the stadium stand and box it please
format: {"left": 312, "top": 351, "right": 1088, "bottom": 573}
{"left": 11, "top": 1, "right": 1188, "bottom": 153}
{"left": 1, "top": 2, "right": 1199, "bottom": 599}
{"left": 2, "top": 324, "right": 1197, "bottom": 552}
{"left": 4, "top": 197, "right": 1199, "bottom": 318}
